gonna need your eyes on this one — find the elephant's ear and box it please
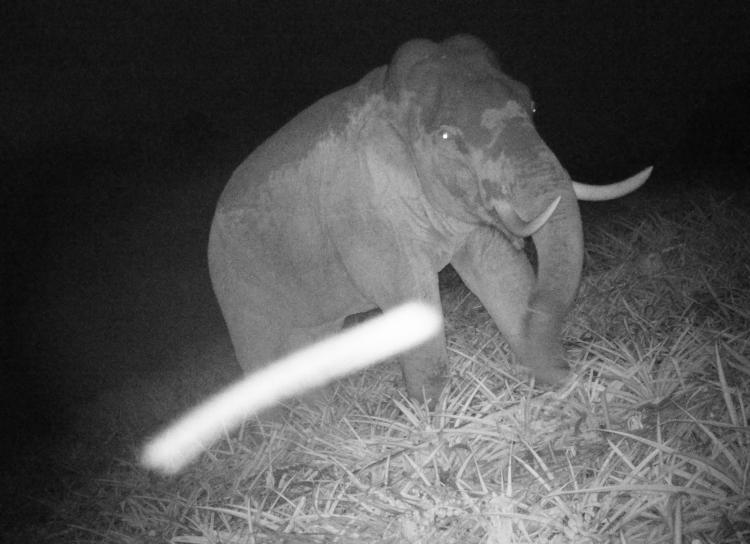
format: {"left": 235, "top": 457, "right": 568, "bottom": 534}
{"left": 441, "top": 34, "right": 501, "bottom": 76}
{"left": 384, "top": 39, "right": 440, "bottom": 102}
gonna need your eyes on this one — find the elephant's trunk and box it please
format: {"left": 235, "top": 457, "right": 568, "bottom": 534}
{"left": 521, "top": 180, "right": 583, "bottom": 383}
{"left": 530, "top": 187, "right": 583, "bottom": 313}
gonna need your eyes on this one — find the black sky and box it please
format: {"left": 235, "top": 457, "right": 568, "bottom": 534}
{"left": 3, "top": 1, "right": 750, "bottom": 179}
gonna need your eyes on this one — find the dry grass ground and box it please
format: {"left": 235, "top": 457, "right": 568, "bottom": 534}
{"left": 6, "top": 172, "right": 750, "bottom": 543}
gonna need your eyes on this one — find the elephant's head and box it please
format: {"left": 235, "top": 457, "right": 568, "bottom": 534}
{"left": 383, "top": 35, "right": 650, "bottom": 382}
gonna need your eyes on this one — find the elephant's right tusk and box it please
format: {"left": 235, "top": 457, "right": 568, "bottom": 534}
{"left": 573, "top": 166, "right": 652, "bottom": 202}
{"left": 492, "top": 195, "right": 561, "bottom": 238}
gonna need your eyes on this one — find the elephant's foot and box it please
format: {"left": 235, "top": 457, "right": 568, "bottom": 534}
{"left": 401, "top": 359, "right": 448, "bottom": 410}
{"left": 526, "top": 361, "right": 572, "bottom": 387}
{"left": 513, "top": 335, "right": 572, "bottom": 387}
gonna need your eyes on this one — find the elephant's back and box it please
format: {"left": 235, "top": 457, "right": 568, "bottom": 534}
{"left": 217, "top": 66, "right": 387, "bottom": 210}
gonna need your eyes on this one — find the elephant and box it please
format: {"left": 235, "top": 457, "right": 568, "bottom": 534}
{"left": 207, "top": 35, "right": 650, "bottom": 407}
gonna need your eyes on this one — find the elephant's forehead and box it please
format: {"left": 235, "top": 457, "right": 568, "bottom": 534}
{"left": 460, "top": 100, "right": 528, "bottom": 149}
{"left": 480, "top": 102, "right": 526, "bottom": 131}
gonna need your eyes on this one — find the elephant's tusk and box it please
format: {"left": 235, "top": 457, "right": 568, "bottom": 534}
{"left": 572, "top": 166, "right": 652, "bottom": 202}
{"left": 492, "top": 195, "right": 561, "bottom": 238}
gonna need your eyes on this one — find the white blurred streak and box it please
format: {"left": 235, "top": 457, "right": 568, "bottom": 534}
{"left": 141, "top": 302, "right": 442, "bottom": 474}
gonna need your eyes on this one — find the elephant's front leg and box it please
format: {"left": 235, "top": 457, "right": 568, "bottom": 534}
{"left": 400, "top": 322, "right": 448, "bottom": 407}
{"left": 451, "top": 227, "right": 570, "bottom": 384}
{"left": 372, "top": 274, "right": 448, "bottom": 407}
{"left": 337, "top": 246, "right": 448, "bottom": 406}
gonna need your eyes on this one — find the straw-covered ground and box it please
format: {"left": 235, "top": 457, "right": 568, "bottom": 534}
{"left": 8, "top": 172, "right": 750, "bottom": 543}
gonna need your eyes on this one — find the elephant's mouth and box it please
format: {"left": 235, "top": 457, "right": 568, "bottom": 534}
{"left": 489, "top": 165, "right": 652, "bottom": 238}
{"left": 491, "top": 195, "right": 560, "bottom": 238}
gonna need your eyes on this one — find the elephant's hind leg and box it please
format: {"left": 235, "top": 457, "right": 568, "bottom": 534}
{"left": 216, "top": 287, "right": 346, "bottom": 376}
{"left": 220, "top": 302, "right": 288, "bottom": 374}
{"left": 284, "top": 318, "right": 348, "bottom": 354}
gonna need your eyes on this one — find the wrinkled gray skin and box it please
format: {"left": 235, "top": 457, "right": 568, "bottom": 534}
{"left": 208, "top": 35, "right": 650, "bottom": 406}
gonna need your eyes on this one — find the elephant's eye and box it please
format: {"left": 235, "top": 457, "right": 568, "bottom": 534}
{"left": 436, "top": 127, "right": 468, "bottom": 154}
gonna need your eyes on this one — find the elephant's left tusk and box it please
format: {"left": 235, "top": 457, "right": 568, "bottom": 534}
{"left": 572, "top": 166, "right": 652, "bottom": 201}
{"left": 492, "top": 195, "right": 561, "bottom": 238}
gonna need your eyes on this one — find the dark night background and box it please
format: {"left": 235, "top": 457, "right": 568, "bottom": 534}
{"left": 2, "top": 0, "right": 750, "bottom": 513}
